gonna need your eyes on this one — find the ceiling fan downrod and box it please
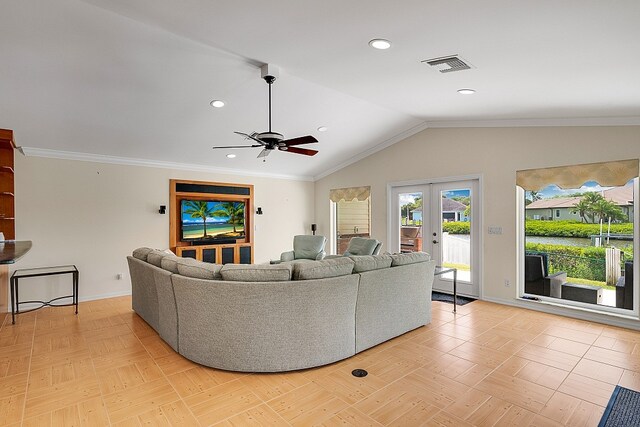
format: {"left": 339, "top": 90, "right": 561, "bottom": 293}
{"left": 264, "top": 74, "right": 275, "bottom": 133}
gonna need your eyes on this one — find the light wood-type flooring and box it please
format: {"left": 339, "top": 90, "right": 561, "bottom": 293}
{"left": 1, "top": 296, "right": 640, "bottom": 426}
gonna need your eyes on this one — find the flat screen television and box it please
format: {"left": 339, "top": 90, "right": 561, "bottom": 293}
{"left": 180, "top": 199, "right": 245, "bottom": 242}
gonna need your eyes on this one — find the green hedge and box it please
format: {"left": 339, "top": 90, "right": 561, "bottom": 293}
{"left": 526, "top": 243, "right": 633, "bottom": 282}
{"left": 525, "top": 220, "right": 633, "bottom": 238}
{"left": 442, "top": 222, "right": 470, "bottom": 234}
{"left": 525, "top": 243, "right": 607, "bottom": 281}
{"left": 444, "top": 219, "right": 634, "bottom": 238}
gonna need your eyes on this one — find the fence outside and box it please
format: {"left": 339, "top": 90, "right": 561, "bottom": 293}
{"left": 442, "top": 232, "right": 470, "bottom": 266}
{"left": 534, "top": 250, "right": 628, "bottom": 284}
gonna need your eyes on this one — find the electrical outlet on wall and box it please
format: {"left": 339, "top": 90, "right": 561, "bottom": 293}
{"left": 488, "top": 226, "right": 503, "bottom": 235}
{"left": 504, "top": 279, "right": 510, "bottom": 287}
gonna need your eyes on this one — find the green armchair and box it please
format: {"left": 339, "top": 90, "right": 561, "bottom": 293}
{"left": 327, "top": 237, "right": 382, "bottom": 258}
{"left": 280, "top": 235, "right": 327, "bottom": 262}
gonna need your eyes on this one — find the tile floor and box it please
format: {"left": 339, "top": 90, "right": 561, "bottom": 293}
{"left": 1, "top": 296, "right": 639, "bottom": 426}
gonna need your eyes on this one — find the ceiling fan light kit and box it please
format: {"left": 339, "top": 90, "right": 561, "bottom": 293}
{"left": 212, "top": 64, "right": 319, "bottom": 158}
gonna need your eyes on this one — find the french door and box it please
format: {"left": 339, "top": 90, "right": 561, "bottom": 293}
{"left": 390, "top": 179, "right": 480, "bottom": 297}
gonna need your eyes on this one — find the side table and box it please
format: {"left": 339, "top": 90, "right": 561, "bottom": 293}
{"left": 434, "top": 266, "right": 458, "bottom": 313}
{"left": 10, "top": 265, "right": 78, "bottom": 324}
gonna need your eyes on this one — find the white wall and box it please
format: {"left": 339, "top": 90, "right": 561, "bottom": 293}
{"left": 315, "top": 126, "right": 640, "bottom": 325}
{"left": 12, "top": 155, "right": 314, "bottom": 304}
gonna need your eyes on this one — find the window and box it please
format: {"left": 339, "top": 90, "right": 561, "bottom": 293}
{"left": 518, "top": 159, "right": 638, "bottom": 314}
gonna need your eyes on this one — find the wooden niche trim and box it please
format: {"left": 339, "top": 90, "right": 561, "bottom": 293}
{"left": 169, "top": 179, "right": 254, "bottom": 264}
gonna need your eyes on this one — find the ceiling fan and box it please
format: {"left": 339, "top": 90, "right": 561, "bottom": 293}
{"left": 212, "top": 64, "right": 318, "bottom": 158}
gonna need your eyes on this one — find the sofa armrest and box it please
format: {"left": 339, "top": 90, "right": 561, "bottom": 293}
{"left": 280, "top": 251, "right": 295, "bottom": 262}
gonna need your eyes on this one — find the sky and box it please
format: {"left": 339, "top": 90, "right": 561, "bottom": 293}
{"left": 399, "top": 189, "right": 470, "bottom": 205}
{"left": 181, "top": 200, "right": 241, "bottom": 223}
{"left": 443, "top": 189, "right": 470, "bottom": 199}
{"left": 533, "top": 179, "right": 633, "bottom": 199}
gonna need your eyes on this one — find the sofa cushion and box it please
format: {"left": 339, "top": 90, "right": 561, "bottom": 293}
{"left": 293, "top": 257, "right": 355, "bottom": 280}
{"left": 220, "top": 264, "right": 292, "bottom": 282}
{"left": 344, "top": 238, "right": 380, "bottom": 256}
{"left": 177, "top": 258, "right": 223, "bottom": 280}
{"left": 160, "top": 256, "right": 182, "bottom": 274}
{"left": 350, "top": 254, "right": 392, "bottom": 273}
{"left": 147, "top": 249, "right": 175, "bottom": 267}
{"left": 132, "top": 247, "right": 153, "bottom": 262}
{"left": 390, "top": 251, "right": 431, "bottom": 267}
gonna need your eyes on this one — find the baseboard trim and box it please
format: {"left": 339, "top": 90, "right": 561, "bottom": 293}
{"left": 482, "top": 295, "right": 640, "bottom": 331}
{"left": 6, "top": 290, "right": 132, "bottom": 313}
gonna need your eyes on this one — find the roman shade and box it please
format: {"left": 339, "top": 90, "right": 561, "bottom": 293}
{"left": 329, "top": 186, "right": 371, "bottom": 202}
{"left": 516, "top": 159, "right": 639, "bottom": 191}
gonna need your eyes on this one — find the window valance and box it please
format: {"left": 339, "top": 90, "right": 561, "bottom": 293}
{"left": 516, "top": 159, "right": 639, "bottom": 191}
{"left": 329, "top": 186, "right": 371, "bottom": 202}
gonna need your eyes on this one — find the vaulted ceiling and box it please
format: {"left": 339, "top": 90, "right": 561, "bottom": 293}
{"left": 2, "top": 1, "right": 639, "bottom": 179}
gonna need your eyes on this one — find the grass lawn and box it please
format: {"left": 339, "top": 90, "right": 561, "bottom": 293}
{"left": 566, "top": 277, "right": 615, "bottom": 291}
{"left": 442, "top": 262, "right": 470, "bottom": 271}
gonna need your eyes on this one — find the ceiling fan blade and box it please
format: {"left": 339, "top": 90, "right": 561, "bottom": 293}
{"left": 280, "top": 146, "right": 318, "bottom": 156}
{"left": 234, "top": 131, "right": 266, "bottom": 145}
{"left": 257, "top": 149, "right": 271, "bottom": 158}
{"left": 280, "top": 135, "right": 318, "bottom": 146}
{"left": 212, "top": 144, "right": 262, "bottom": 149}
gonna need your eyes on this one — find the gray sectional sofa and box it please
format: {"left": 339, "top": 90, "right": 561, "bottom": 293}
{"left": 127, "top": 248, "right": 436, "bottom": 372}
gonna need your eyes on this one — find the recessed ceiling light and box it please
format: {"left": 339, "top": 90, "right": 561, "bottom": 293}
{"left": 457, "top": 89, "right": 476, "bottom": 95}
{"left": 317, "top": 126, "right": 328, "bottom": 132}
{"left": 226, "top": 153, "right": 236, "bottom": 159}
{"left": 369, "top": 39, "right": 391, "bottom": 50}
{"left": 210, "top": 100, "right": 225, "bottom": 108}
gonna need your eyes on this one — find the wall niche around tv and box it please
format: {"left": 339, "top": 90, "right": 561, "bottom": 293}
{"left": 169, "top": 179, "right": 253, "bottom": 264}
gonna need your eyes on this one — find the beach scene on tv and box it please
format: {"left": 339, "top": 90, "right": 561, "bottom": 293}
{"left": 181, "top": 200, "right": 245, "bottom": 241}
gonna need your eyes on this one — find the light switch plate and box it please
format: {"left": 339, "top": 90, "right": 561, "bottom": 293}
{"left": 488, "top": 226, "right": 503, "bottom": 235}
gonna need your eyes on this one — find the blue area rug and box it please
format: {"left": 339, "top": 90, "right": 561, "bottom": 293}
{"left": 431, "top": 291, "right": 475, "bottom": 306}
{"left": 599, "top": 385, "right": 640, "bottom": 427}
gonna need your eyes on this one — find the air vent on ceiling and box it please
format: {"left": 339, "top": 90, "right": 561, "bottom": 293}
{"left": 422, "top": 55, "right": 473, "bottom": 73}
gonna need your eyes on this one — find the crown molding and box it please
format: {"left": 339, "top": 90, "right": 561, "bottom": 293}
{"left": 19, "top": 116, "right": 640, "bottom": 183}
{"left": 424, "top": 116, "right": 640, "bottom": 128}
{"left": 313, "top": 121, "right": 430, "bottom": 181}
{"left": 312, "top": 116, "right": 640, "bottom": 180}
{"left": 19, "top": 147, "right": 314, "bottom": 182}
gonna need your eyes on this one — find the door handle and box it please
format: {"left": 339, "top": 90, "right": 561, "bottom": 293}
{"left": 433, "top": 240, "right": 439, "bottom": 244}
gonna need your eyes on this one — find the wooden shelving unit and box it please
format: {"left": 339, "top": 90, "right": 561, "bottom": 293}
{"left": 169, "top": 179, "right": 254, "bottom": 264}
{"left": 0, "top": 129, "right": 16, "bottom": 241}
{"left": 0, "top": 128, "right": 16, "bottom": 315}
